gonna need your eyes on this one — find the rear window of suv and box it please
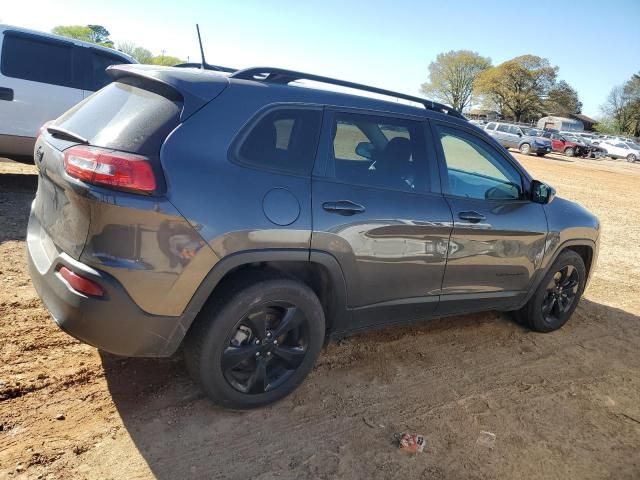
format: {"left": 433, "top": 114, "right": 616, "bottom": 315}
{"left": 53, "top": 78, "right": 182, "bottom": 155}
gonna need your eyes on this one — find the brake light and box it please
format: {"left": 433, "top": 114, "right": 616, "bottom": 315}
{"left": 58, "top": 266, "right": 104, "bottom": 297}
{"left": 63, "top": 146, "right": 156, "bottom": 193}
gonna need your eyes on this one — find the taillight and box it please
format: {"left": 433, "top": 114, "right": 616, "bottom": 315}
{"left": 58, "top": 266, "right": 104, "bottom": 297}
{"left": 63, "top": 146, "right": 156, "bottom": 193}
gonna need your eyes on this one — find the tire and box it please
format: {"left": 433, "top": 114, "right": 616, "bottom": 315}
{"left": 516, "top": 250, "right": 586, "bottom": 333}
{"left": 519, "top": 143, "right": 531, "bottom": 155}
{"left": 184, "top": 276, "right": 325, "bottom": 409}
{"left": 627, "top": 154, "right": 637, "bottom": 163}
{"left": 564, "top": 147, "right": 575, "bottom": 157}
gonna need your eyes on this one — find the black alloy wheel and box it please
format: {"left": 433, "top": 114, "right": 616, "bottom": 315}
{"left": 222, "top": 303, "right": 309, "bottom": 394}
{"left": 516, "top": 250, "right": 586, "bottom": 333}
{"left": 184, "top": 276, "right": 325, "bottom": 409}
{"left": 541, "top": 265, "right": 580, "bottom": 324}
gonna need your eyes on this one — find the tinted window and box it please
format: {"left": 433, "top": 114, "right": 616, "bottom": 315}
{"left": 329, "top": 112, "right": 428, "bottom": 192}
{"left": 1, "top": 33, "right": 74, "bottom": 88}
{"left": 509, "top": 126, "right": 522, "bottom": 135}
{"left": 89, "top": 51, "right": 127, "bottom": 91}
{"left": 436, "top": 125, "right": 522, "bottom": 200}
{"left": 236, "top": 108, "right": 322, "bottom": 175}
{"left": 496, "top": 124, "right": 510, "bottom": 133}
{"left": 485, "top": 122, "right": 497, "bottom": 131}
{"left": 54, "top": 78, "right": 182, "bottom": 155}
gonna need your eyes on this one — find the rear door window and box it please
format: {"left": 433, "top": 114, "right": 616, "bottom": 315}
{"left": 327, "top": 111, "right": 429, "bottom": 193}
{"left": 235, "top": 108, "right": 323, "bottom": 175}
{"left": 496, "top": 124, "right": 510, "bottom": 133}
{"left": 1, "top": 32, "right": 75, "bottom": 88}
{"left": 54, "top": 78, "right": 182, "bottom": 155}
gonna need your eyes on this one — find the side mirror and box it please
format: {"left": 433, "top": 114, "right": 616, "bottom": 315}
{"left": 355, "top": 141, "right": 374, "bottom": 159}
{"left": 531, "top": 179, "right": 556, "bottom": 204}
{"left": 517, "top": 132, "right": 522, "bottom": 137}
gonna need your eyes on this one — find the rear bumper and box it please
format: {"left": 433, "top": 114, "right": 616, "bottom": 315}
{"left": 27, "top": 213, "right": 184, "bottom": 357}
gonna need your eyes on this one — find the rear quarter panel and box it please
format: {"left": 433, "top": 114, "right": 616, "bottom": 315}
{"left": 159, "top": 84, "right": 314, "bottom": 265}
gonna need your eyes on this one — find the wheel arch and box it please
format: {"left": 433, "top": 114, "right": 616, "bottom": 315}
{"left": 163, "top": 250, "right": 350, "bottom": 355}
{"left": 515, "top": 239, "right": 596, "bottom": 310}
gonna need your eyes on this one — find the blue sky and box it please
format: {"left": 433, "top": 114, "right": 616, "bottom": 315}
{"left": 4, "top": 0, "right": 639, "bottom": 117}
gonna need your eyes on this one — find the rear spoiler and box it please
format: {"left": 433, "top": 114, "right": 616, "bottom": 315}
{"left": 107, "top": 64, "right": 229, "bottom": 121}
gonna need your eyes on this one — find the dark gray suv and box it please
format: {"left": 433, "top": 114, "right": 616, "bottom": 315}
{"left": 27, "top": 64, "right": 599, "bottom": 409}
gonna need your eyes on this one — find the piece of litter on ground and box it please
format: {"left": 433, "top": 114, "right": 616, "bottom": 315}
{"left": 395, "top": 433, "right": 426, "bottom": 453}
{"left": 476, "top": 431, "right": 496, "bottom": 449}
{"left": 55, "top": 413, "right": 65, "bottom": 421}
{"left": 362, "top": 417, "right": 376, "bottom": 429}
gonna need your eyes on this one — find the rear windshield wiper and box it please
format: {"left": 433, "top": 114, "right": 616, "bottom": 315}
{"left": 46, "top": 126, "right": 89, "bottom": 144}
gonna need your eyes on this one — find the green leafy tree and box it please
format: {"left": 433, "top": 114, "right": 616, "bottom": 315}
{"left": 51, "top": 25, "right": 93, "bottom": 42}
{"left": 87, "top": 25, "right": 113, "bottom": 48}
{"left": 52, "top": 24, "right": 113, "bottom": 48}
{"left": 544, "top": 80, "right": 582, "bottom": 115}
{"left": 475, "top": 55, "right": 558, "bottom": 122}
{"left": 117, "top": 42, "right": 153, "bottom": 64}
{"left": 420, "top": 50, "right": 491, "bottom": 112}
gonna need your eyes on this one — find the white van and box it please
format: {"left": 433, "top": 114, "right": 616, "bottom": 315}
{"left": 0, "top": 25, "right": 136, "bottom": 162}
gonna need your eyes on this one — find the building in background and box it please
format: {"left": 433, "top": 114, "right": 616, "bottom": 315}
{"left": 466, "top": 109, "right": 499, "bottom": 122}
{"left": 537, "top": 116, "right": 584, "bottom": 132}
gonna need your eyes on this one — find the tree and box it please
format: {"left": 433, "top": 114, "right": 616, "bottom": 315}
{"left": 87, "top": 25, "right": 113, "bottom": 48}
{"left": 544, "top": 80, "right": 582, "bottom": 115}
{"left": 420, "top": 50, "right": 491, "bottom": 112}
{"left": 51, "top": 25, "right": 93, "bottom": 42}
{"left": 622, "top": 72, "right": 640, "bottom": 137}
{"left": 602, "top": 85, "right": 631, "bottom": 134}
{"left": 474, "top": 55, "right": 558, "bottom": 122}
{"left": 117, "top": 42, "right": 153, "bottom": 64}
{"left": 52, "top": 24, "right": 113, "bottom": 48}
{"left": 149, "top": 54, "right": 185, "bottom": 66}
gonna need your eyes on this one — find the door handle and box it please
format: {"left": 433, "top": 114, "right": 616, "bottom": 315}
{"left": 323, "top": 200, "right": 365, "bottom": 216}
{"left": 458, "top": 211, "right": 486, "bottom": 223}
{"left": 0, "top": 87, "right": 14, "bottom": 101}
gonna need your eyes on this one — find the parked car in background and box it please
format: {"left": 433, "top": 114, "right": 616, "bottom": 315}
{"left": 540, "top": 131, "right": 586, "bottom": 157}
{"left": 600, "top": 140, "right": 639, "bottom": 162}
{"left": 484, "top": 122, "right": 551, "bottom": 156}
{"left": 27, "top": 64, "right": 600, "bottom": 408}
{"left": 624, "top": 142, "right": 640, "bottom": 162}
{"left": 0, "top": 24, "right": 135, "bottom": 162}
{"left": 559, "top": 132, "right": 605, "bottom": 158}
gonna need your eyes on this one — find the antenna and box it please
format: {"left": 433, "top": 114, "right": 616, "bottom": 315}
{"left": 196, "top": 24, "right": 206, "bottom": 70}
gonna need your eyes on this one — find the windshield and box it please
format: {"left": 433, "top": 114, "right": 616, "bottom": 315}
{"left": 626, "top": 142, "right": 640, "bottom": 150}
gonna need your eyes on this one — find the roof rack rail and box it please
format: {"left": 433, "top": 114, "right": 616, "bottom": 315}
{"left": 230, "top": 67, "right": 465, "bottom": 119}
{"left": 174, "top": 62, "right": 237, "bottom": 73}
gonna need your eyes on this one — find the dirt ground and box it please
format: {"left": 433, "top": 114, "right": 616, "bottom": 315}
{"left": 1, "top": 153, "right": 639, "bottom": 480}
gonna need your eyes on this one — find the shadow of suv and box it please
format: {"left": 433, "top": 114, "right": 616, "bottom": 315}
{"left": 27, "top": 65, "right": 599, "bottom": 409}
